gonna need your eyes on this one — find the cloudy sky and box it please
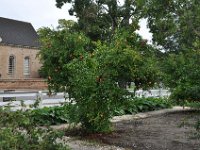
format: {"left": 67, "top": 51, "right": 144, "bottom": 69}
{"left": 0, "top": 0, "right": 152, "bottom": 42}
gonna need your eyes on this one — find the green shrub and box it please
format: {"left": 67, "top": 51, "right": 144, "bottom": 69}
{"left": 113, "top": 97, "right": 172, "bottom": 116}
{"left": 38, "top": 25, "right": 160, "bottom": 133}
{"left": 29, "top": 104, "right": 78, "bottom": 126}
{"left": 0, "top": 108, "right": 69, "bottom": 150}
{"left": 171, "top": 86, "right": 200, "bottom": 104}
{"left": 20, "top": 97, "right": 172, "bottom": 127}
{"left": 20, "top": 103, "right": 79, "bottom": 127}
{"left": 186, "top": 101, "right": 200, "bottom": 109}
{"left": 162, "top": 51, "right": 200, "bottom": 103}
{"left": 0, "top": 128, "right": 68, "bottom": 150}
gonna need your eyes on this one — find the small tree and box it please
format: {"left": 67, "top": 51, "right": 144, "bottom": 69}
{"left": 39, "top": 22, "right": 160, "bottom": 133}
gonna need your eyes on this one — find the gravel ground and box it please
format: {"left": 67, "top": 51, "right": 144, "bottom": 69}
{"left": 62, "top": 136, "right": 128, "bottom": 150}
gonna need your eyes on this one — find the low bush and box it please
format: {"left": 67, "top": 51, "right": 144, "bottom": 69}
{"left": 29, "top": 103, "right": 78, "bottom": 126}
{"left": 0, "top": 97, "right": 172, "bottom": 130}
{"left": 113, "top": 97, "right": 172, "bottom": 116}
{"left": 26, "top": 105, "right": 77, "bottom": 127}
{"left": 26, "top": 98, "right": 172, "bottom": 126}
{"left": 185, "top": 101, "right": 200, "bottom": 109}
{"left": 0, "top": 108, "right": 69, "bottom": 150}
{"left": 170, "top": 86, "right": 200, "bottom": 104}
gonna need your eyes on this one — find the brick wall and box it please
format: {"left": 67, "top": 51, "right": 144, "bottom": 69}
{"left": 0, "top": 79, "right": 48, "bottom": 90}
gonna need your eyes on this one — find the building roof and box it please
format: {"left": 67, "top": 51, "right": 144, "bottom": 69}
{"left": 0, "top": 17, "right": 39, "bottom": 48}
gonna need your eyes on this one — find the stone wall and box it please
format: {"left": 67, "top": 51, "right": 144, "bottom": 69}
{"left": 0, "top": 79, "right": 48, "bottom": 90}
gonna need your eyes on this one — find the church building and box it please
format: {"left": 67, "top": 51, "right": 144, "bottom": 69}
{"left": 0, "top": 17, "right": 47, "bottom": 90}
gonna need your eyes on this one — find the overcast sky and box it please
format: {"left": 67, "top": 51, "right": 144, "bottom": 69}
{"left": 0, "top": 0, "right": 152, "bottom": 42}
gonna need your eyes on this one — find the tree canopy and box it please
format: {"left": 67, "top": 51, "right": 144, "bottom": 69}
{"left": 55, "top": 0, "right": 143, "bottom": 41}
{"left": 143, "top": 0, "right": 200, "bottom": 52}
{"left": 55, "top": 0, "right": 200, "bottom": 52}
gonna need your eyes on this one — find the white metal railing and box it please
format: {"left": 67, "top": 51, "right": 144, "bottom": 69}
{"left": 0, "top": 91, "right": 68, "bottom": 111}
{"left": 134, "top": 89, "right": 171, "bottom": 98}
{"left": 0, "top": 91, "right": 66, "bottom": 98}
{"left": 0, "top": 89, "right": 170, "bottom": 111}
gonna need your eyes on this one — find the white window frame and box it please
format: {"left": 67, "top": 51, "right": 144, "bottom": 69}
{"left": 8, "top": 55, "right": 15, "bottom": 77}
{"left": 24, "top": 56, "right": 30, "bottom": 77}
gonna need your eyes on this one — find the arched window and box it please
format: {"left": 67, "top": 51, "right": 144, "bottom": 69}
{"left": 24, "top": 56, "right": 30, "bottom": 77}
{"left": 8, "top": 55, "right": 15, "bottom": 76}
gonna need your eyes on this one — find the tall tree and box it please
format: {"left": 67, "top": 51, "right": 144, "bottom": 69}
{"left": 55, "top": 0, "right": 142, "bottom": 41}
{"left": 143, "top": 0, "right": 200, "bottom": 52}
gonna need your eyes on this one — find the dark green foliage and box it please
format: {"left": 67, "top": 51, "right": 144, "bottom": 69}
{"left": 0, "top": 108, "right": 69, "bottom": 150}
{"left": 65, "top": 49, "right": 128, "bottom": 133}
{"left": 29, "top": 104, "right": 78, "bottom": 126}
{"left": 186, "top": 102, "right": 200, "bottom": 110}
{"left": 51, "top": 0, "right": 200, "bottom": 136}
{"left": 133, "top": 97, "right": 172, "bottom": 112}
{"left": 97, "top": 28, "right": 160, "bottom": 91}
{"left": 55, "top": 0, "right": 143, "bottom": 41}
{"left": 140, "top": 0, "right": 200, "bottom": 104}
{"left": 38, "top": 25, "right": 90, "bottom": 93}
{"left": 39, "top": 0, "right": 160, "bottom": 133}
{"left": 4, "top": 98, "right": 171, "bottom": 128}
{"left": 171, "top": 86, "right": 200, "bottom": 104}
{"left": 143, "top": 0, "right": 200, "bottom": 52}
{"left": 30, "top": 106, "right": 68, "bottom": 125}
{"left": 162, "top": 50, "right": 200, "bottom": 102}
{"left": 113, "top": 97, "right": 172, "bottom": 116}
{"left": 38, "top": 23, "right": 159, "bottom": 133}
{"left": 0, "top": 128, "right": 67, "bottom": 150}
{"left": 38, "top": 65, "right": 48, "bottom": 78}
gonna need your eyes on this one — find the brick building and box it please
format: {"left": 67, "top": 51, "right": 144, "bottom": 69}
{"left": 0, "top": 17, "right": 47, "bottom": 90}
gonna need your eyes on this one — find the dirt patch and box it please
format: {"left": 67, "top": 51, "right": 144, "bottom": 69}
{"left": 83, "top": 111, "right": 200, "bottom": 150}
{"left": 62, "top": 109, "right": 200, "bottom": 150}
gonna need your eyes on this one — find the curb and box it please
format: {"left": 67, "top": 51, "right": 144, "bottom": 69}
{"left": 111, "top": 106, "right": 196, "bottom": 123}
{"left": 52, "top": 106, "right": 196, "bottom": 130}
